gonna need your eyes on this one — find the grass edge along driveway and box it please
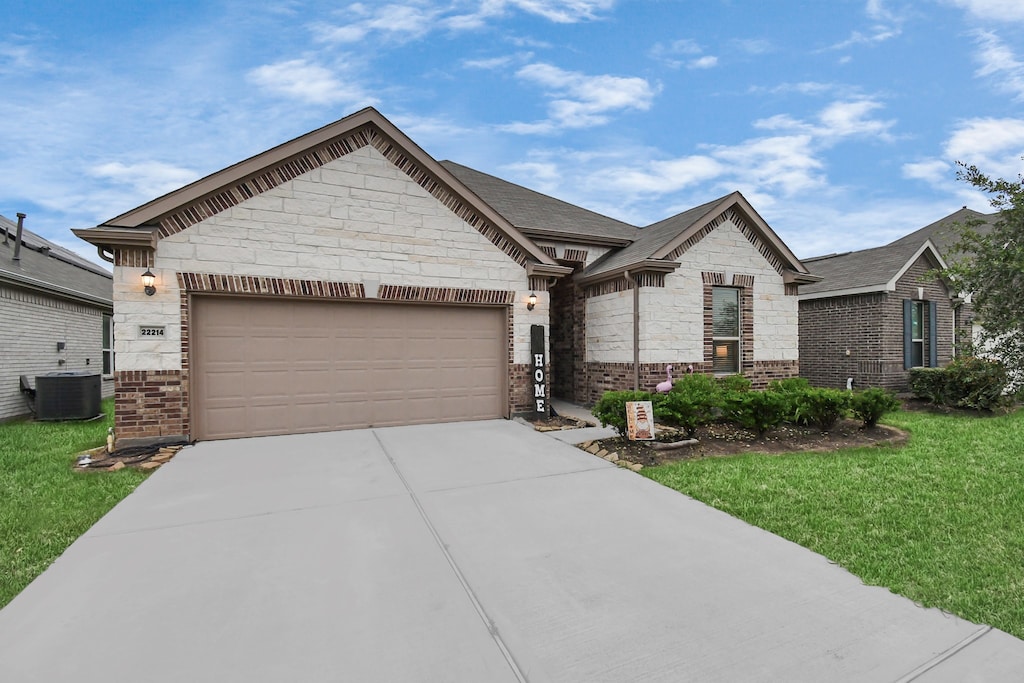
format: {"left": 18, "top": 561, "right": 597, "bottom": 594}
{"left": 0, "top": 399, "right": 148, "bottom": 609}
{"left": 644, "top": 408, "right": 1024, "bottom": 641}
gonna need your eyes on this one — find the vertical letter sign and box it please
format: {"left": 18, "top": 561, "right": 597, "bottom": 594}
{"left": 531, "top": 324, "right": 547, "bottom": 417}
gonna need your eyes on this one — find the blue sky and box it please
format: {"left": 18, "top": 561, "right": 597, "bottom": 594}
{"left": 2, "top": 0, "right": 1023, "bottom": 265}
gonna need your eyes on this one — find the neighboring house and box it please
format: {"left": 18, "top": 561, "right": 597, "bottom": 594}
{"left": 0, "top": 214, "right": 114, "bottom": 420}
{"left": 74, "top": 107, "right": 817, "bottom": 444}
{"left": 797, "top": 208, "right": 996, "bottom": 391}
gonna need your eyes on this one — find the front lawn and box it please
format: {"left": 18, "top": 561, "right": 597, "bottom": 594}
{"left": 0, "top": 399, "right": 148, "bottom": 609}
{"left": 644, "top": 408, "right": 1024, "bottom": 640}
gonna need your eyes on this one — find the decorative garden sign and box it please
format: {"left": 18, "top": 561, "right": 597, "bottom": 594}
{"left": 626, "top": 401, "right": 655, "bottom": 441}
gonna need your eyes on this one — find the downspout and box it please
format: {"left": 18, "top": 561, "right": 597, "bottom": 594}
{"left": 623, "top": 270, "right": 640, "bottom": 391}
{"left": 13, "top": 213, "right": 25, "bottom": 261}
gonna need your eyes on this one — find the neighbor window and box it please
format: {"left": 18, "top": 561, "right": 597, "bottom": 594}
{"left": 904, "top": 299, "right": 937, "bottom": 369}
{"left": 712, "top": 287, "right": 740, "bottom": 374}
{"left": 102, "top": 313, "right": 114, "bottom": 375}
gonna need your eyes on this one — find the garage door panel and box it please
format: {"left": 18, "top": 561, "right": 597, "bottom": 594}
{"left": 193, "top": 298, "right": 507, "bottom": 440}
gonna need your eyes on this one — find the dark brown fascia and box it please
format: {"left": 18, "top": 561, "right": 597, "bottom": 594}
{"left": 784, "top": 269, "right": 823, "bottom": 285}
{"left": 573, "top": 259, "right": 681, "bottom": 286}
{"left": 517, "top": 227, "right": 634, "bottom": 248}
{"left": 527, "top": 262, "right": 575, "bottom": 280}
{"left": 651, "top": 191, "right": 814, "bottom": 277}
{"left": 82, "top": 107, "right": 559, "bottom": 269}
{"left": 72, "top": 225, "right": 160, "bottom": 251}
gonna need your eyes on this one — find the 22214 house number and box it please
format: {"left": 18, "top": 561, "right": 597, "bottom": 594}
{"left": 138, "top": 326, "right": 166, "bottom": 337}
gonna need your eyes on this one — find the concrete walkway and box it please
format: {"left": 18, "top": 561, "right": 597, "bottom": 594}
{"left": 1, "top": 419, "right": 1022, "bottom": 681}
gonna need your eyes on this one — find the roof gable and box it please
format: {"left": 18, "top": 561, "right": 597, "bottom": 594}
{"left": 800, "top": 239, "right": 948, "bottom": 300}
{"left": 579, "top": 191, "right": 816, "bottom": 285}
{"left": 75, "top": 108, "right": 560, "bottom": 271}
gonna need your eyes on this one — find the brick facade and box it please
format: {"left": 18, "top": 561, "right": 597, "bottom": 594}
{"left": 581, "top": 360, "right": 800, "bottom": 404}
{"left": 799, "top": 254, "right": 954, "bottom": 391}
{"left": 114, "top": 370, "right": 186, "bottom": 441}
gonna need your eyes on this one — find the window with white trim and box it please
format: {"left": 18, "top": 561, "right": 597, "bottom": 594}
{"left": 712, "top": 286, "right": 740, "bottom": 374}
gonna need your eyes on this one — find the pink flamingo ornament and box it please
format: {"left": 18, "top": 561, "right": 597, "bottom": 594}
{"left": 656, "top": 365, "right": 674, "bottom": 393}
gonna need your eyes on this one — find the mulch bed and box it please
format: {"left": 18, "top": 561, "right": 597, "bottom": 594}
{"left": 587, "top": 419, "right": 909, "bottom": 468}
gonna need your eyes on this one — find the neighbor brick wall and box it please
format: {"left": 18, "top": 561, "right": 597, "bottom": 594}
{"left": 799, "top": 254, "right": 954, "bottom": 391}
{"left": 0, "top": 285, "right": 113, "bottom": 420}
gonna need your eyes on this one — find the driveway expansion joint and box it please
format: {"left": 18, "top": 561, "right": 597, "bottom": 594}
{"left": 892, "top": 625, "right": 993, "bottom": 682}
{"left": 372, "top": 430, "right": 530, "bottom": 683}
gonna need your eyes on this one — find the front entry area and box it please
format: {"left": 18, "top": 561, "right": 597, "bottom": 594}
{"left": 190, "top": 296, "right": 508, "bottom": 440}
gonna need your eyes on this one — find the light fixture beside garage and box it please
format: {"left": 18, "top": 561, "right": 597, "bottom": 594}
{"left": 527, "top": 292, "right": 537, "bottom": 310}
{"left": 142, "top": 269, "right": 156, "bottom": 296}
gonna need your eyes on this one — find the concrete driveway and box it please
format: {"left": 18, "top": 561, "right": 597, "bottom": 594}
{"left": 1, "top": 420, "right": 1022, "bottom": 681}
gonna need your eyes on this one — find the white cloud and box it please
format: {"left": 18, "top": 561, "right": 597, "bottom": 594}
{"left": 946, "top": 0, "right": 1024, "bottom": 22}
{"left": 902, "top": 159, "right": 952, "bottom": 184}
{"left": 462, "top": 55, "right": 519, "bottom": 69}
{"left": 502, "top": 63, "right": 658, "bottom": 132}
{"left": 827, "top": 0, "right": 903, "bottom": 51}
{"left": 650, "top": 38, "right": 718, "bottom": 69}
{"left": 90, "top": 161, "right": 199, "bottom": 199}
{"left": 972, "top": 30, "right": 1024, "bottom": 100}
{"left": 246, "top": 59, "right": 377, "bottom": 106}
{"left": 753, "top": 98, "right": 895, "bottom": 142}
{"left": 689, "top": 56, "right": 718, "bottom": 69}
{"left": 313, "top": 3, "right": 438, "bottom": 43}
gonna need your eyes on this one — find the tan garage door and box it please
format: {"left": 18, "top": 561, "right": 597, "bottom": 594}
{"left": 191, "top": 297, "right": 508, "bottom": 440}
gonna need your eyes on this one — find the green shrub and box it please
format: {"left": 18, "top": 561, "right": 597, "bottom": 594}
{"left": 767, "top": 377, "right": 811, "bottom": 392}
{"left": 795, "top": 388, "right": 850, "bottom": 431}
{"left": 944, "top": 357, "right": 1008, "bottom": 411}
{"left": 653, "top": 374, "right": 721, "bottom": 437}
{"left": 767, "top": 377, "right": 813, "bottom": 425}
{"left": 850, "top": 387, "right": 900, "bottom": 427}
{"left": 717, "top": 374, "right": 752, "bottom": 394}
{"left": 909, "top": 367, "right": 948, "bottom": 404}
{"left": 723, "top": 390, "right": 787, "bottom": 437}
{"left": 592, "top": 390, "right": 653, "bottom": 437}
{"left": 910, "top": 358, "right": 1008, "bottom": 411}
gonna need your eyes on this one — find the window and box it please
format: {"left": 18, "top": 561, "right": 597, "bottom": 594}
{"left": 910, "top": 302, "right": 924, "bottom": 367}
{"left": 102, "top": 313, "right": 114, "bottom": 375}
{"left": 712, "top": 287, "right": 740, "bottom": 374}
{"left": 904, "top": 299, "right": 937, "bottom": 369}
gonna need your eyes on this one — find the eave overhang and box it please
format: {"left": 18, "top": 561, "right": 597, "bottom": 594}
{"left": 72, "top": 225, "right": 160, "bottom": 252}
{"left": 0, "top": 269, "right": 112, "bottom": 308}
{"left": 574, "top": 259, "right": 681, "bottom": 286}
{"left": 519, "top": 227, "right": 634, "bottom": 248}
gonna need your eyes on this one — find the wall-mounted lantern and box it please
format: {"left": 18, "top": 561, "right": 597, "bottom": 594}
{"left": 142, "top": 269, "right": 156, "bottom": 296}
{"left": 527, "top": 292, "right": 537, "bottom": 311}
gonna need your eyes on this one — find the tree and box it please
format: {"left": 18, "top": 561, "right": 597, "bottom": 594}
{"left": 944, "top": 162, "right": 1024, "bottom": 391}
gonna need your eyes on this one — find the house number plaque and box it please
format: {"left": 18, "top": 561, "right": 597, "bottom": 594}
{"left": 139, "top": 325, "right": 166, "bottom": 337}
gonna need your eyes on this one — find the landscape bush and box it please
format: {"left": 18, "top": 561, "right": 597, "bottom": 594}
{"left": 910, "top": 357, "right": 1008, "bottom": 411}
{"left": 592, "top": 390, "right": 653, "bottom": 437}
{"left": 794, "top": 388, "right": 850, "bottom": 431}
{"left": 767, "top": 377, "right": 813, "bottom": 424}
{"left": 717, "top": 374, "right": 752, "bottom": 394}
{"left": 654, "top": 373, "right": 721, "bottom": 437}
{"left": 723, "top": 390, "right": 788, "bottom": 437}
{"left": 849, "top": 387, "right": 900, "bottom": 427}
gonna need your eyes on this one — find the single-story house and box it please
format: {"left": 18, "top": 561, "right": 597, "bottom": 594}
{"left": 1, "top": 213, "right": 114, "bottom": 420}
{"left": 74, "top": 107, "right": 818, "bottom": 444}
{"left": 797, "top": 207, "right": 996, "bottom": 391}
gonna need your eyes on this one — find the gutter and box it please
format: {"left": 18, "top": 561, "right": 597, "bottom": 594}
{"left": 623, "top": 270, "right": 640, "bottom": 391}
{"left": 0, "top": 269, "right": 112, "bottom": 308}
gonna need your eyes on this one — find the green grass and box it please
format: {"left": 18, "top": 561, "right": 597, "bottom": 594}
{"left": 644, "top": 409, "right": 1024, "bottom": 639}
{"left": 0, "top": 399, "right": 148, "bottom": 608}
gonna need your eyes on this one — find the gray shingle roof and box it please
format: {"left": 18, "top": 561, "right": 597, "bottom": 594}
{"left": 887, "top": 206, "right": 996, "bottom": 257}
{"left": 583, "top": 196, "right": 726, "bottom": 276}
{"left": 0, "top": 215, "right": 112, "bottom": 306}
{"left": 440, "top": 161, "right": 638, "bottom": 242}
{"left": 800, "top": 207, "right": 994, "bottom": 296}
{"left": 799, "top": 240, "right": 931, "bottom": 295}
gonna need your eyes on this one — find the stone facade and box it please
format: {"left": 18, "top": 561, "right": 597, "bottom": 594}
{"left": 0, "top": 285, "right": 113, "bottom": 420}
{"left": 111, "top": 144, "right": 547, "bottom": 441}
{"left": 799, "top": 254, "right": 954, "bottom": 391}
{"left": 550, "top": 212, "right": 801, "bottom": 404}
